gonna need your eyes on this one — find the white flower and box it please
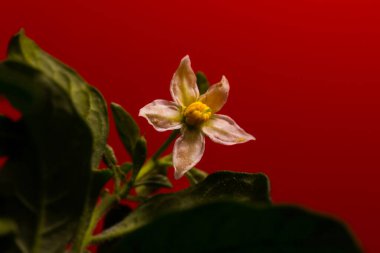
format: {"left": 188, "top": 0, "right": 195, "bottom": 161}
{"left": 139, "top": 55, "right": 255, "bottom": 179}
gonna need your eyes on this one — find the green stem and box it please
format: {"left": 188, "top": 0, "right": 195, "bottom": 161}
{"left": 73, "top": 194, "right": 117, "bottom": 252}
{"left": 92, "top": 194, "right": 118, "bottom": 223}
{"left": 78, "top": 130, "right": 180, "bottom": 250}
{"left": 136, "top": 130, "right": 179, "bottom": 181}
{"left": 157, "top": 154, "right": 173, "bottom": 167}
{"left": 112, "top": 165, "right": 121, "bottom": 195}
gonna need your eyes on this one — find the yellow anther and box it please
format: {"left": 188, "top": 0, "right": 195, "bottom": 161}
{"left": 183, "top": 101, "right": 212, "bottom": 126}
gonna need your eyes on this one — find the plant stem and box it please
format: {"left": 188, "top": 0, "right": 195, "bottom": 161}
{"left": 71, "top": 193, "right": 117, "bottom": 252}
{"left": 136, "top": 130, "right": 179, "bottom": 181}
{"left": 79, "top": 130, "right": 180, "bottom": 250}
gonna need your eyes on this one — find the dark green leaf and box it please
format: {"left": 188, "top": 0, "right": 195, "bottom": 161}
{"left": 0, "top": 61, "right": 93, "bottom": 253}
{"left": 196, "top": 71, "right": 209, "bottom": 95}
{"left": 132, "top": 137, "right": 147, "bottom": 177}
{"left": 5, "top": 31, "right": 111, "bottom": 252}
{"left": 135, "top": 158, "right": 172, "bottom": 197}
{"left": 109, "top": 202, "right": 362, "bottom": 253}
{"left": 134, "top": 174, "right": 172, "bottom": 189}
{"left": 120, "top": 162, "right": 133, "bottom": 175}
{"left": 0, "top": 219, "right": 17, "bottom": 252}
{"left": 103, "top": 145, "right": 118, "bottom": 168}
{"left": 0, "top": 219, "right": 17, "bottom": 236}
{"left": 135, "top": 174, "right": 173, "bottom": 197}
{"left": 91, "top": 169, "right": 114, "bottom": 201}
{"left": 7, "top": 30, "right": 109, "bottom": 169}
{"left": 111, "top": 103, "right": 140, "bottom": 157}
{"left": 0, "top": 115, "right": 24, "bottom": 156}
{"left": 91, "top": 171, "right": 270, "bottom": 242}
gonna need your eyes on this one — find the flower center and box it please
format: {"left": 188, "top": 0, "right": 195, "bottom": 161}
{"left": 183, "top": 101, "right": 212, "bottom": 126}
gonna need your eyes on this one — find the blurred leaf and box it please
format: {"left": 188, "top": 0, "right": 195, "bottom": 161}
{"left": 134, "top": 174, "right": 172, "bottom": 189}
{"left": 0, "top": 219, "right": 17, "bottom": 252}
{"left": 196, "top": 71, "right": 209, "bottom": 95}
{"left": 1, "top": 31, "right": 110, "bottom": 253}
{"left": 109, "top": 201, "right": 362, "bottom": 253}
{"left": 91, "top": 171, "right": 270, "bottom": 242}
{"left": 0, "top": 219, "right": 17, "bottom": 236}
{"left": 7, "top": 30, "right": 109, "bottom": 169}
{"left": 103, "top": 145, "right": 118, "bottom": 168}
{"left": 135, "top": 173, "right": 173, "bottom": 197}
{"left": 120, "top": 162, "right": 133, "bottom": 175}
{"left": 185, "top": 167, "right": 208, "bottom": 185}
{"left": 0, "top": 61, "right": 94, "bottom": 253}
{"left": 0, "top": 115, "right": 24, "bottom": 156}
{"left": 111, "top": 103, "right": 140, "bottom": 157}
{"left": 131, "top": 137, "right": 147, "bottom": 178}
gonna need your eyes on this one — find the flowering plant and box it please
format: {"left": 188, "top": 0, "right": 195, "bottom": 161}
{"left": 0, "top": 31, "right": 361, "bottom": 253}
{"left": 140, "top": 55, "right": 255, "bottom": 179}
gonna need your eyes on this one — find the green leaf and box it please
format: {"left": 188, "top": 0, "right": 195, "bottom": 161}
{"left": 91, "top": 169, "right": 114, "bottom": 201}
{"left": 5, "top": 31, "right": 111, "bottom": 252}
{"left": 0, "top": 219, "right": 17, "bottom": 237}
{"left": 0, "top": 61, "right": 94, "bottom": 253}
{"left": 132, "top": 137, "right": 147, "bottom": 177}
{"left": 135, "top": 173, "right": 172, "bottom": 189}
{"left": 111, "top": 103, "right": 140, "bottom": 157}
{"left": 120, "top": 162, "right": 133, "bottom": 175}
{"left": 7, "top": 30, "right": 109, "bottom": 169}
{"left": 135, "top": 156, "right": 173, "bottom": 197}
{"left": 91, "top": 171, "right": 270, "bottom": 243}
{"left": 108, "top": 201, "right": 362, "bottom": 253}
{"left": 103, "top": 145, "right": 118, "bottom": 168}
{"left": 135, "top": 173, "right": 173, "bottom": 197}
{"left": 0, "top": 219, "right": 17, "bottom": 252}
{"left": 196, "top": 71, "right": 209, "bottom": 95}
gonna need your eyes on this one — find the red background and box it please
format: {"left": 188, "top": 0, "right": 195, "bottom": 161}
{"left": 1, "top": 0, "right": 379, "bottom": 252}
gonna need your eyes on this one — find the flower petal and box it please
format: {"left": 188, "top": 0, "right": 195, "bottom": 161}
{"left": 170, "top": 55, "right": 199, "bottom": 106}
{"left": 139, "top": 99, "right": 182, "bottom": 132}
{"left": 202, "top": 114, "right": 255, "bottom": 145}
{"left": 199, "top": 75, "right": 230, "bottom": 113}
{"left": 173, "top": 128, "right": 205, "bottom": 179}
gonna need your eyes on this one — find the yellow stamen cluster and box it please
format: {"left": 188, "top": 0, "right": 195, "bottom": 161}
{"left": 183, "top": 101, "right": 212, "bottom": 126}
